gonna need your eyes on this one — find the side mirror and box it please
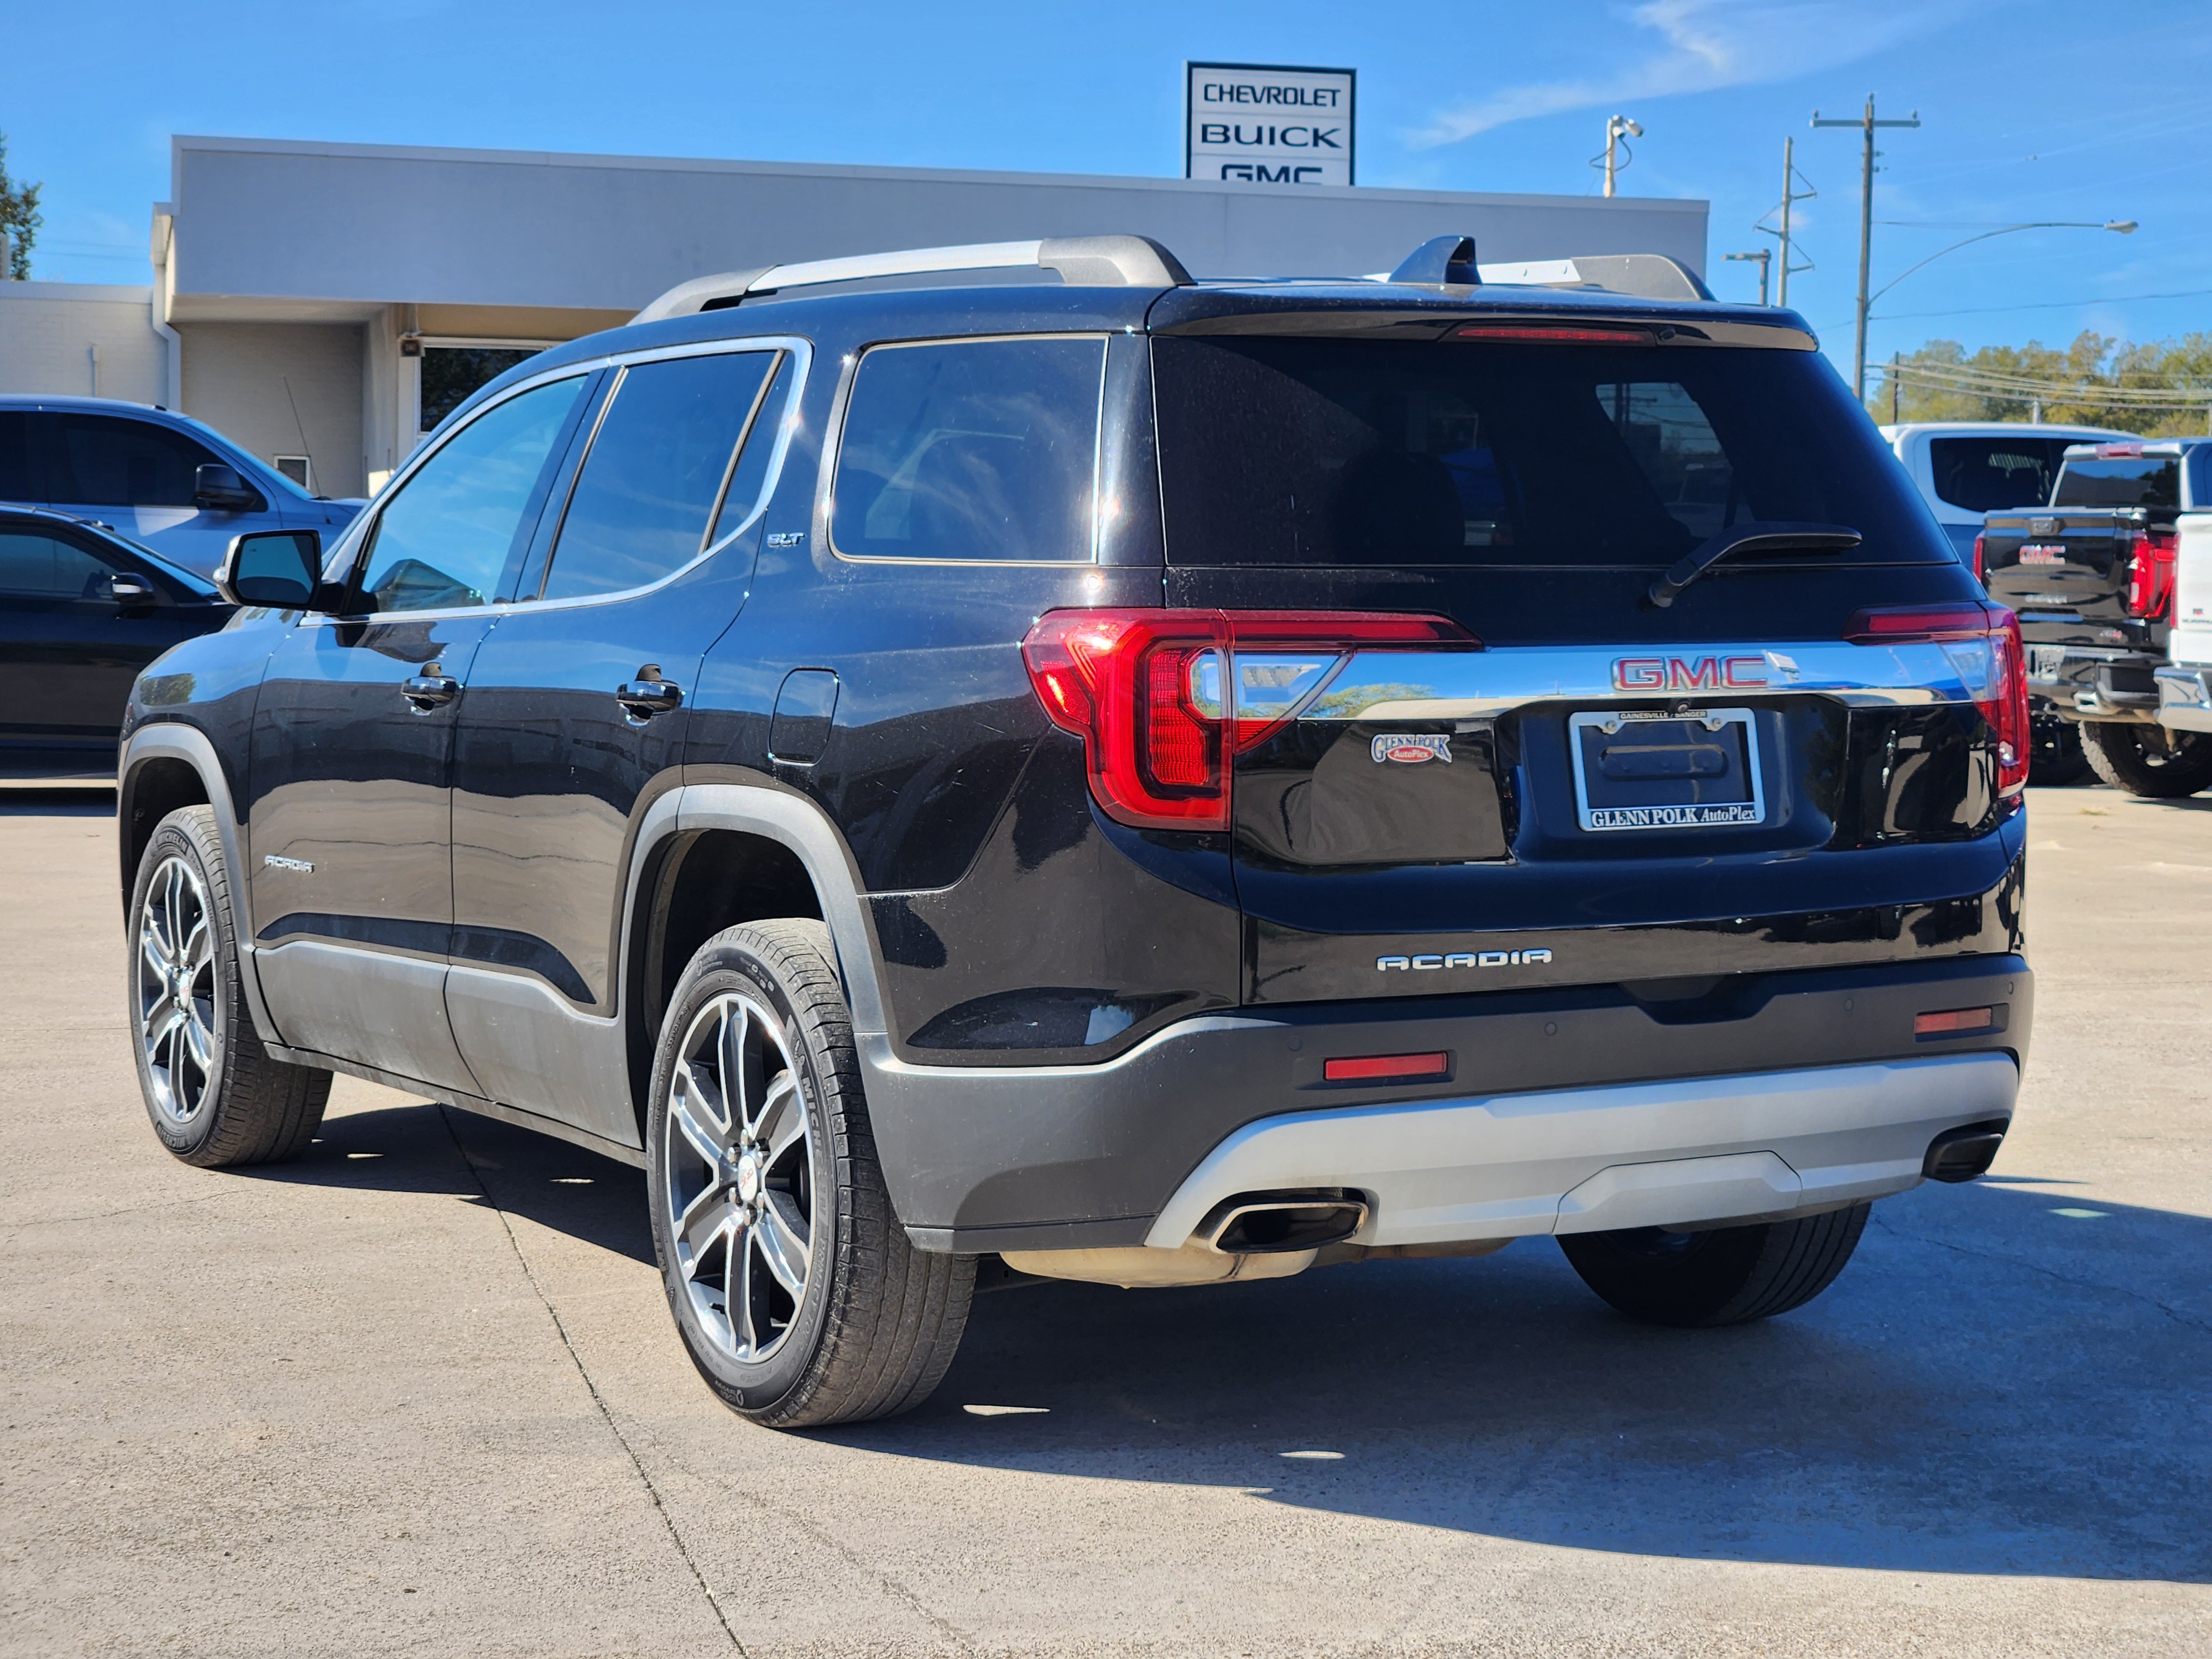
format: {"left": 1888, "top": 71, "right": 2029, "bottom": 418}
{"left": 108, "top": 571, "right": 162, "bottom": 608}
{"left": 216, "top": 530, "right": 330, "bottom": 610}
{"left": 194, "top": 462, "right": 261, "bottom": 513}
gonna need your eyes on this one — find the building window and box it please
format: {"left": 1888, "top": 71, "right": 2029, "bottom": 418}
{"left": 274, "top": 456, "right": 313, "bottom": 492}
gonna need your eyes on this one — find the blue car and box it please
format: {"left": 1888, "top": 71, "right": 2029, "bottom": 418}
{"left": 0, "top": 396, "right": 362, "bottom": 577}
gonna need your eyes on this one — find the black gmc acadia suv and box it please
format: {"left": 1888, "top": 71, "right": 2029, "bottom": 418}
{"left": 117, "top": 233, "right": 2033, "bottom": 1427}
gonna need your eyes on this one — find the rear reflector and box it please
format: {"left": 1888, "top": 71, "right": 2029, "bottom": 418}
{"left": 1915, "top": 1006, "right": 1995, "bottom": 1037}
{"left": 1323, "top": 1051, "right": 1451, "bottom": 1083}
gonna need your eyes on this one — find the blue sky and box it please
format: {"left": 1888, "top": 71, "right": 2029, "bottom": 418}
{"left": 9, "top": 0, "right": 2208, "bottom": 382}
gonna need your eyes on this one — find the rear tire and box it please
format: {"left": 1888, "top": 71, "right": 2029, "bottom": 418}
{"left": 1557, "top": 1202, "right": 1870, "bottom": 1327}
{"left": 2079, "top": 721, "right": 2212, "bottom": 797}
{"left": 128, "top": 806, "right": 331, "bottom": 1167}
{"left": 645, "top": 920, "right": 974, "bottom": 1428}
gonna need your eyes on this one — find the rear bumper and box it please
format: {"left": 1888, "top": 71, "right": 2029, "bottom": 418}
{"left": 2155, "top": 665, "right": 2212, "bottom": 734}
{"left": 2026, "top": 645, "right": 2162, "bottom": 723}
{"left": 871, "top": 954, "right": 2032, "bottom": 1252}
{"left": 1145, "top": 1053, "right": 2017, "bottom": 1249}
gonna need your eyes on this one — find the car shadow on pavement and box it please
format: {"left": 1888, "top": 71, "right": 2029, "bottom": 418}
{"left": 852, "top": 1178, "right": 2212, "bottom": 1584}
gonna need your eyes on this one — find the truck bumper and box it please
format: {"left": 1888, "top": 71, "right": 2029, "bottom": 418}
{"left": 870, "top": 954, "right": 2032, "bottom": 1253}
{"left": 2154, "top": 665, "right": 2212, "bottom": 734}
{"left": 2027, "top": 645, "right": 2162, "bottom": 723}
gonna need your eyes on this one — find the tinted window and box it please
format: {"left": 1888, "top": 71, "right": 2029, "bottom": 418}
{"left": 540, "top": 352, "right": 775, "bottom": 601}
{"left": 0, "top": 412, "right": 35, "bottom": 501}
{"left": 832, "top": 337, "right": 1105, "bottom": 562}
{"left": 2054, "top": 455, "right": 2180, "bottom": 510}
{"left": 712, "top": 352, "right": 797, "bottom": 544}
{"left": 359, "top": 375, "right": 587, "bottom": 613}
{"left": 1927, "top": 436, "right": 2074, "bottom": 513}
{"left": 1152, "top": 337, "right": 1945, "bottom": 568}
{"left": 49, "top": 415, "right": 222, "bottom": 508}
{"left": 0, "top": 528, "right": 116, "bottom": 598}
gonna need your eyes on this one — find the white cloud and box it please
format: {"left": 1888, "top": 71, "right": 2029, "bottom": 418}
{"left": 1408, "top": 0, "right": 1974, "bottom": 147}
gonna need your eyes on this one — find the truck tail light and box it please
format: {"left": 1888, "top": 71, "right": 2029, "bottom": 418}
{"left": 2124, "top": 528, "right": 2178, "bottom": 620}
{"left": 1844, "top": 602, "right": 2031, "bottom": 798}
{"left": 1022, "top": 609, "right": 1480, "bottom": 832}
{"left": 1971, "top": 532, "right": 1986, "bottom": 585}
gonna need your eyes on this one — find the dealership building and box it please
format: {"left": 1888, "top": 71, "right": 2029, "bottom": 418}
{"left": 0, "top": 134, "right": 1709, "bottom": 500}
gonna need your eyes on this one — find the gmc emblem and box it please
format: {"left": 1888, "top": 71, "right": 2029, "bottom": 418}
{"left": 1611, "top": 655, "right": 1768, "bottom": 692}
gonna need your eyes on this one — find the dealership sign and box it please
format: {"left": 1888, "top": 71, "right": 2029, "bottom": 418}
{"left": 1185, "top": 61, "right": 1356, "bottom": 188}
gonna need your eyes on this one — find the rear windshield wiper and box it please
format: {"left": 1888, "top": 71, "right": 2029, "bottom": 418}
{"left": 1646, "top": 521, "right": 1862, "bottom": 609}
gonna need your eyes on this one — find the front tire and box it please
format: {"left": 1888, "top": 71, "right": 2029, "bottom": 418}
{"left": 645, "top": 920, "right": 973, "bottom": 1428}
{"left": 128, "top": 806, "right": 331, "bottom": 1167}
{"left": 2079, "top": 721, "right": 2212, "bottom": 797}
{"left": 1557, "top": 1203, "right": 1870, "bottom": 1327}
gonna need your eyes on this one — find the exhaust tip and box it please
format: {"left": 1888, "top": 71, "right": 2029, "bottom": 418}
{"left": 1923, "top": 1119, "right": 2010, "bottom": 1184}
{"left": 1204, "top": 1190, "right": 1369, "bottom": 1254}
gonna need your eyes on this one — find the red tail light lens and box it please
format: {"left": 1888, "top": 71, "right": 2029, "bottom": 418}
{"left": 1844, "top": 602, "right": 2030, "bottom": 798}
{"left": 2124, "top": 528, "right": 2178, "bottom": 620}
{"left": 1021, "top": 609, "right": 1479, "bottom": 831}
{"left": 1971, "top": 533, "right": 1986, "bottom": 586}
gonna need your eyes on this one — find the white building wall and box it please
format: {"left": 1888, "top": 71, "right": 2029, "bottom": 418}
{"left": 179, "top": 322, "right": 366, "bottom": 498}
{"left": 0, "top": 283, "right": 169, "bottom": 404}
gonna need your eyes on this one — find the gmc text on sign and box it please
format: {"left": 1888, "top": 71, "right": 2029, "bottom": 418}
{"left": 1185, "top": 61, "right": 1356, "bottom": 188}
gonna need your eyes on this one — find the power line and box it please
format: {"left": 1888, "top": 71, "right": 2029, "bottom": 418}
{"left": 1876, "top": 286, "right": 2212, "bottom": 321}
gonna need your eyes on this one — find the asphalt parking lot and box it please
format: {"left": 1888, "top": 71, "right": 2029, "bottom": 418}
{"left": 3, "top": 785, "right": 2208, "bottom": 1658}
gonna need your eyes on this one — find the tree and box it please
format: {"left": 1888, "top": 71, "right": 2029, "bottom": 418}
{"left": 1876, "top": 331, "right": 2212, "bottom": 438}
{"left": 0, "top": 131, "right": 41, "bottom": 279}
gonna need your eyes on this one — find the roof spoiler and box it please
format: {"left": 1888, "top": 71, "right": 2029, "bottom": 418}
{"left": 1381, "top": 236, "right": 1715, "bottom": 302}
{"left": 632, "top": 234, "right": 1193, "bottom": 324}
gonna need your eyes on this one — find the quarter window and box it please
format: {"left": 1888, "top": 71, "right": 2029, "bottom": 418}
{"left": 540, "top": 351, "right": 779, "bottom": 601}
{"left": 832, "top": 337, "right": 1106, "bottom": 562}
{"left": 357, "top": 375, "right": 588, "bottom": 613}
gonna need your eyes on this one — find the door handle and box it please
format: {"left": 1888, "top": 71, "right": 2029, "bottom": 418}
{"left": 615, "top": 664, "right": 683, "bottom": 719}
{"left": 400, "top": 674, "right": 461, "bottom": 712}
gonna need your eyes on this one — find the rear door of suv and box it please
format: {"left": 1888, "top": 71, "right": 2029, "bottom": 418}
{"left": 1144, "top": 308, "right": 2018, "bottom": 1006}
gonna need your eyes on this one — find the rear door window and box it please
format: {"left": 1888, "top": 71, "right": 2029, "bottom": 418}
{"left": 0, "top": 526, "right": 117, "bottom": 599}
{"left": 1926, "top": 436, "right": 2074, "bottom": 513}
{"left": 48, "top": 414, "right": 226, "bottom": 508}
{"left": 539, "top": 350, "right": 778, "bottom": 601}
{"left": 831, "top": 336, "right": 1106, "bottom": 562}
{"left": 1151, "top": 335, "right": 1945, "bottom": 568}
{"left": 0, "top": 413, "right": 36, "bottom": 502}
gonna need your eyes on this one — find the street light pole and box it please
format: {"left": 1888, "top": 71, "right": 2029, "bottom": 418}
{"left": 1867, "top": 220, "right": 2137, "bottom": 311}
{"left": 1601, "top": 115, "right": 1642, "bottom": 197}
{"left": 1724, "top": 249, "right": 1772, "bottom": 305}
{"left": 1813, "top": 95, "right": 1920, "bottom": 402}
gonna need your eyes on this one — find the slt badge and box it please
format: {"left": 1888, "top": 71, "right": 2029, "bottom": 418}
{"left": 1371, "top": 733, "right": 1452, "bottom": 765}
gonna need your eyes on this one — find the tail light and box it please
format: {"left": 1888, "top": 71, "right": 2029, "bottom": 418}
{"left": 1022, "top": 609, "right": 1480, "bottom": 831}
{"left": 1971, "top": 533, "right": 1986, "bottom": 585}
{"left": 2124, "top": 528, "right": 2178, "bottom": 619}
{"left": 1845, "top": 602, "right": 2031, "bottom": 797}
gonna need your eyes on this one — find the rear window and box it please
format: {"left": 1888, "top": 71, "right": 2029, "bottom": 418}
{"left": 1927, "top": 435, "right": 2075, "bottom": 513}
{"left": 2053, "top": 455, "right": 2179, "bottom": 510}
{"left": 831, "top": 337, "right": 1105, "bottom": 562}
{"left": 1152, "top": 336, "right": 1947, "bottom": 568}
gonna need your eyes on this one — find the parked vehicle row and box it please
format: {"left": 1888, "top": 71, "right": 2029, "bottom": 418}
{"left": 116, "top": 233, "right": 2031, "bottom": 1427}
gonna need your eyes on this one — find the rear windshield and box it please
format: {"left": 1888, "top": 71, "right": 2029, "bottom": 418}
{"left": 1152, "top": 336, "right": 1947, "bottom": 568}
{"left": 2053, "top": 455, "right": 2179, "bottom": 510}
{"left": 1927, "top": 435, "right": 2075, "bottom": 513}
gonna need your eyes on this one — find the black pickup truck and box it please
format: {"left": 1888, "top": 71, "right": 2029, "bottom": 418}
{"left": 1981, "top": 437, "right": 2212, "bottom": 796}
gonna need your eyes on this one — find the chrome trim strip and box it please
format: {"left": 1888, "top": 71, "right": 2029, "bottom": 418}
{"left": 1292, "top": 640, "right": 1982, "bottom": 722}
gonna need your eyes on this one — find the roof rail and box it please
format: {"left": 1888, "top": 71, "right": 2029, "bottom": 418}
{"left": 632, "top": 234, "right": 1193, "bottom": 324}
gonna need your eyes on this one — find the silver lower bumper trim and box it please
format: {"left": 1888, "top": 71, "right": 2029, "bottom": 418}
{"left": 1144, "top": 1053, "right": 2018, "bottom": 1250}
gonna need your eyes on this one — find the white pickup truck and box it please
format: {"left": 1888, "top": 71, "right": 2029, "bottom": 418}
{"left": 2156, "top": 511, "right": 2212, "bottom": 740}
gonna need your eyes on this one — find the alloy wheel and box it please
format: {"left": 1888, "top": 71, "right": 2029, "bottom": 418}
{"left": 662, "top": 991, "right": 815, "bottom": 1363}
{"left": 137, "top": 855, "right": 216, "bottom": 1125}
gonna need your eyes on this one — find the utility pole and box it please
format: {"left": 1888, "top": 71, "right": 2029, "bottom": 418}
{"left": 1813, "top": 95, "right": 1919, "bottom": 401}
{"left": 1724, "top": 249, "right": 1772, "bottom": 305}
{"left": 1601, "top": 115, "right": 1642, "bottom": 197}
{"left": 1889, "top": 351, "right": 1900, "bottom": 423}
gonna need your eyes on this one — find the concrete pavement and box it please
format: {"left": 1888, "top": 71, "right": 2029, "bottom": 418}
{"left": 2, "top": 784, "right": 2208, "bottom": 1656}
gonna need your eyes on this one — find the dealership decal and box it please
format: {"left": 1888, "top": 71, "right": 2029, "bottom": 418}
{"left": 1370, "top": 733, "right": 1452, "bottom": 764}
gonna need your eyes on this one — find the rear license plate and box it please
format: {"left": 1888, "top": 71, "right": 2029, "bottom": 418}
{"left": 1568, "top": 708, "right": 1765, "bottom": 832}
{"left": 2031, "top": 646, "right": 2067, "bottom": 680}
